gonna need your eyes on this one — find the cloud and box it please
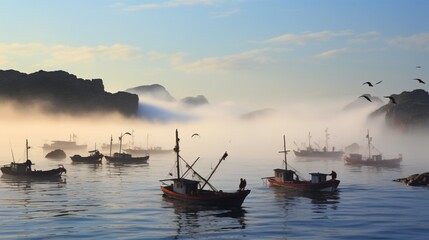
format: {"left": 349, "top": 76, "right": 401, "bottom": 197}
{"left": 348, "top": 31, "right": 381, "bottom": 44}
{"left": 0, "top": 43, "right": 141, "bottom": 67}
{"left": 119, "top": 0, "right": 218, "bottom": 11}
{"left": 315, "top": 48, "right": 350, "bottom": 59}
{"left": 388, "top": 32, "right": 429, "bottom": 51}
{"left": 149, "top": 48, "right": 285, "bottom": 72}
{"left": 210, "top": 8, "right": 240, "bottom": 18}
{"left": 266, "top": 30, "right": 353, "bottom": 45}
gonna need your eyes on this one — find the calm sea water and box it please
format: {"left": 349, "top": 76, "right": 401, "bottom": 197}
{"left": 1, "top": 148, "right": 428, "bottom": 239}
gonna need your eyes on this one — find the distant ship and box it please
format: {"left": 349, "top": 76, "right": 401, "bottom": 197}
{"left": 344, "top": 129, "right": 402, "bottom": 166}
{"left": 42, "top": 134, "right": 87, "bottom": 152}
{"left": 293, "top": 129, "right": 344, "bottom": 159}
{"left": 123, "top": 132, "right": 173, "bottom": 155}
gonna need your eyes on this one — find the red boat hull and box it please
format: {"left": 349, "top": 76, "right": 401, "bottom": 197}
{"left": 344, "top": 157, "right": 402, "bottom": 166}
{"left": 160, "top": 185, "right": 250, "bottom": 208}
{"left": 267, "top": 178, "right": 340, "bottom": 192}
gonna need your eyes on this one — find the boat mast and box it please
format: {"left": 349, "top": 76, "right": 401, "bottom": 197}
{"left": 308, "top": 132, "right": 312, "bottom": 150}
{"left": 119, "top": 132, "right": 131, "bottom": 154}
{"left": 174, "top": 129, "right": 180, "bottom": 179}
{"left": 325, "top": 128, "right": 330, "bottom": 150}
{"left": 279, "top": 135, "right": 289, "bottom": 170}
{"left": 109, "top": 135, "right": 113, "bottom": 156}
{"left": 367, "top": 129, "right": 372, "bottom": 159}
{"left": 26, "top": 139, "right": 28, "bottom": 160}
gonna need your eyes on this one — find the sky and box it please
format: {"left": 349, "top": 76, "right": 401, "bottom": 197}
{"left": 1, "top": 0, "right": 429, "bottom": 108}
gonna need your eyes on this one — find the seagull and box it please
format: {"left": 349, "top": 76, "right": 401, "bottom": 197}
{"left": 191, "top": 133, "right": 200, "bottom": 138}
{"left": 359, "top": 94, "right": 372, "bottom": 102}
{"left": 413, "top": 78, "right": 425, "bottom": 84}
{"left": 362, "top": 81, "right": 382, "bottom": 87}
{"left": 384, "top": 96, "right": 397, "bottom": 104}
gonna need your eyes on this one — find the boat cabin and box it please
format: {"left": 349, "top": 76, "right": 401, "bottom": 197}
{"left": 274, "top": 168, "right": 296, "bottom": 182}
{"left": 173, "top": 179, "right": 200, "bottom": 195}
{"left": 309, "top": 173, "right": 328, "bottom": 183}
{"left": 348, "top": 153, "right": 362, "bottom": 160}
{"left": 9, "top": 162, "right": 29, "bottom": 173}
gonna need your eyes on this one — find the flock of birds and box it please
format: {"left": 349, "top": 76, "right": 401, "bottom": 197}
{"left": 359, "top": 66, "right": 425, "bottom": 105}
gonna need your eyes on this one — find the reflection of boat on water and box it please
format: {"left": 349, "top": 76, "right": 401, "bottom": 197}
{"left": 264, "top": 135, "right": 340, "bottom": 192}
{"left": 162, "top": 196, "right": 246, "bottom": 237}
{"left": 42, "top": 134, "right": 87, "bottom": 152}
{"left": 71, "top": 150, "right": 103, "bottom": 163}
{"left": 160, "top": 129, "right": 250, "bottom": 208}
{"left": 1, "top": 140, "right": 67, "bottom": 179}
{"left": 344, "top": 129, "right": 402, "bottom": 166}
{"left": 293, "top": 130, "right": 344, "bottom": 159}
{"left": 104, "top": 132, "right": 149, "bottom": 164}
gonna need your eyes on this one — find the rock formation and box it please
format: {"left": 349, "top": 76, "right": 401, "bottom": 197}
{"left": 394, "top": 172, "right": 429, "bottom": 187}
{"left": 0, "top": 70, "right": 139, "bottom": 116}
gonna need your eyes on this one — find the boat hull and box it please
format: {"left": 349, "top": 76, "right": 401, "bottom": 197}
{"left": 344, "top": 157, "right": 402, "bottom": 166}
{"left": 1, "top": 166, "right": 66, "bottom": 179}
{"left": 160, "top": 185, "right": 250, "bottom": 208}
{"left": 267, "top": 178, "right": 340, "bottom": 192}
{"left": 294, "top": 150, "right": 344, "bottom": 158}
{"left": 71, "top": 154, "right": 103, "bottom": 163}
{"left": 105, "top": 155, "right": 149, "bottom": 164}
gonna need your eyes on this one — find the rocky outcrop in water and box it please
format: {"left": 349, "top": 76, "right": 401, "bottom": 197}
{"left": 394, "top": 172, "right": 429, "bottom": 187}
{"left": 0, "top": 70, "right": 139, "bottom": 116}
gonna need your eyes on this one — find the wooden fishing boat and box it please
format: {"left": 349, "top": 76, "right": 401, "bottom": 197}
{"left": 1, "top": 140, "right": 67, "bottom": 179}
{"left": 293, "top": 129, "right": 344, "bottom": 159}
{"left": 160, "top": 130, "right": 250, "bottom": 208}
{"left": 71, "top": 150, "right": 103, "bottom": 163}
{"left": 264, "top": 135, "right": 340, "bottom": 192}
{"left": 104, "top": 132, "right": 149, "bottom": 164}
{"left": 344, "top": 129, "right": 402, "bottom": 166}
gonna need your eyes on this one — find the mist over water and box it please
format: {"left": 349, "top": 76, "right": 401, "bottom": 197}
{"left": 1, "top": 97, "right": 429, "bottom": 239}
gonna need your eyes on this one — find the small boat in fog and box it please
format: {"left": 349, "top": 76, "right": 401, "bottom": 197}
{"left": 42, "top": 134, "right": 87, "bottom": 152}
{"left": 293, "top": 129, "right": 344, "bottom": 159}
{"left": 71, "top": 149, "right": 103, "bottom": 163}
{"left": 160, "top": 129, "right": 250, "bottom": 208}
{"left": 1, "top": 140, "right": 67, "bottom": 178}
{"left": 263, "top": 135, "right": 340, "bottom": 192}
{"left": 344, "top": 129, "right": 402, "bottom": 166}
{"left": 104, "top": 132, "right": 149, "bottom": 164}
{"left": 123, "top": 132, "right": 173, "bottom": 155}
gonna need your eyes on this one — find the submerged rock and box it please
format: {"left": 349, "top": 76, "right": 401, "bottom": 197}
{"left": 394, "top": 172, "right": 429, "bottom": 187}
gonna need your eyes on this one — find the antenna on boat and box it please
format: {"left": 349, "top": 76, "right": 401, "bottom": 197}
{"left": 278, "top": 135, "right": 290, "bottom": 170}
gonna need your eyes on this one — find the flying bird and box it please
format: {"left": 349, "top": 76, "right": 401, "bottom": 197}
{"left": 413, "top": 78, "right": 425, "bottom": 84}
{"left": 384, "top": 96, "right": 397, "bottom": 104}
{"left": 191, "top": 133, "right": 200, "bottom": 138}
{"left": 359, "top": 94, "right": 372, "bottom": 102}
{"left": 416, "top": 66, "right": 422, "bottom": 69}
{"left": 362, "top": 81, "right": 382, "bottom": 87}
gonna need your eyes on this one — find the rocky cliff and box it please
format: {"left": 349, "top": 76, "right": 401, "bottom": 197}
{"left": 370, "top": 89, "right": 429, "bottom": 131}
{"left": 0, "top": 70, "right": 139, "bottom": 116}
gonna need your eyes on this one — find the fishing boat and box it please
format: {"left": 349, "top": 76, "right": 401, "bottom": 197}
{"left": 71, "top": 149, "right": 103, "bottom": 163}
{"left": 104, "top": 132, "right": 149, "bottom": 164}
{"left": 42, "top": 134, "right": 87, "bottom": 152}
{"left": 344, "top": 129, "right": 402, "bottom": 166}
{"left": 264, "top": 135, "right": 340, "bottom": 192}
{"left": 160, "top": 129, "right": 250, "bottom": 208}
{"left": 293, "top": 129, "right": 344, "bottom": 159}
{"left": 124, "top": 132, "right": 173, "bottom": 155}
{"left": 1, "top": 140, "right": 67, "bottom": 178}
